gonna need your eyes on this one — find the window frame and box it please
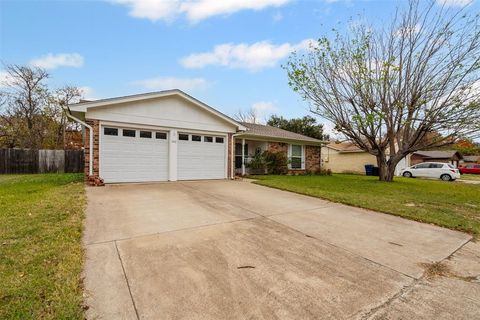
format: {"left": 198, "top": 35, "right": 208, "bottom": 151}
{"left": 155, "top": 132, "right": 167, "bottom": 140}
{"left": 204, "top": 136, "right": 213, "bottom": 143}
{"left": 178, "top": 134, "right": 189, "bottom": 141}
{"left": 103, "top": 127, "right": 118, "bottom": 136}
{"left": 215, "top": 137, "right": 224, "bottom": 143}
{"left": 191, "top": 135, "right": 202, "bottom": 142}
{"left": 122, "top": 129, "right": 136, "bottom": 137}
{"left": 139, "top": 130, "right": 152, "bottom": 139}
{"left": 288, "top": 144, "right": 304, "bottom": 170}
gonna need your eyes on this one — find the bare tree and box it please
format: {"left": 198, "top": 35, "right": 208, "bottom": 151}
{"left": 232, "top": 108, "right": 261, "bottom": 123}
{"left": 0, "top": 64, "right": 49, "bottom": 148}
{"left": 286, "top": 0, "right": 480, "bottom": 181}
{"left": 0, "top": 64, "right": 82, "bottom": 149}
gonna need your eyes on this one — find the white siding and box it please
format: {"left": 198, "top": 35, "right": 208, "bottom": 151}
{"left": 87, "top": 95, "right": 237, "bottom": 133}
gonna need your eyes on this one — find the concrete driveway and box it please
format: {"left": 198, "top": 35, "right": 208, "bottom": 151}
{"left": 83, "top": 180, "right": 479, "bottom": 320}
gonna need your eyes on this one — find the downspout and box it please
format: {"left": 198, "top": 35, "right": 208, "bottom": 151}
{"left": 64, "top": 106, "right": 93, "bottom": 176}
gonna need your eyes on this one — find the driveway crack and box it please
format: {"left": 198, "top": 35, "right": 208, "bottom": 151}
{"left": 114, "top": 241, "right": 140, "bottom": 320}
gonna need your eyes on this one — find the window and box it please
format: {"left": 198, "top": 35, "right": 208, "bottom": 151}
{"left": 179, "top": 134, "right": 189, "bottom": 141}
{"left": 429, "top": 163, "right": 443, "bottom": 168}
{"left": 140, "top": 131, "right": 152, "bottom": 138}
{"left": 156, "top": 132, "right": 167, "bottom": 140}
{"left": 204, "top": 136, "right": 213, "bottom": 142}
{"left": 215, "top": 137, "right": 224, "bottom": 143}
{"left": 122, "top": 129, "right": 136, "bottom": 137}
{"left": 290, "top": 144, "right": 303, "bottom": 169}
{"left": 192, "top": 135, "right": 201, "bottom": 142}
{"left": 415, "top": 163, "right": 430, "bottom": 169}
{"left": 104, "top": 127, "right": 118, "bottom": 136}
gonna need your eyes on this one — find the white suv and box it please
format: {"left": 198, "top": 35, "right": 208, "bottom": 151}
{"left": 400, "top": 162, "right": 460, "bottom": 181}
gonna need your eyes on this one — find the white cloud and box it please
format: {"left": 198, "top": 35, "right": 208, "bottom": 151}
{"left": 272, "top": 12, "right": 283, "bottom": 22}
{"left": 435, "top": 0, "right": 473, "bottom": 7}
{"left": 252, "top": 101, "right": 277, "bottom": 119}
{"left": 180, "top": 38, "right": 315, "bottom": 71}
{"left": 29, "top": 53, "right": 84, "bottom": 70}
{"left": 79, "top": 86, "right": 98, "bottom": 100}
{"left": 131, "top": 76, "right": 210, "bottom": 91}
{"left": 112, "top": 0, "right": 290, "bottom": 23}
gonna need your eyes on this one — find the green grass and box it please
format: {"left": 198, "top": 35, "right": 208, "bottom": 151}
{"left": 459, "top": 174, "right": 480, "bottom": 181}
{"left": 253, "top": 174, "right": 480, "bottom": 238}
{"left": 0, "top": 174, "right": 85, "bottom": 320}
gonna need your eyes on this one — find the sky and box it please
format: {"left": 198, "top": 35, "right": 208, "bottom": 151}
{"left": 0, "top": 0, "right": 477, "bottom": 129}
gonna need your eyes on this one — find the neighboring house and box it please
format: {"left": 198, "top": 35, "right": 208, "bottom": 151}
{"left": 322, "top": 142, "right": 377, "bottom": 174}
{"left": 462, "top": 155, "right": 480, "bottom": 164}
{"left": 66, "top": 90, "right": 323, "bottom": 183}
{"left": 321, "top": 142, "right": 410, "bottom": 175}
{"left": 410, "top": 150, "right": 463, "bottom": 167}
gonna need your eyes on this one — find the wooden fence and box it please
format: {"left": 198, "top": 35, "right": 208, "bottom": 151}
{"left": 0, "top": 149, "right": 84, "bottom": 174}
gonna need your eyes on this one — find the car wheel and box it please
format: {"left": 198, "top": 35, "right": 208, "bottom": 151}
{"left": 440, "top": 174, "right": 452, "bottom": 181}
{"left": 402, "top": 171, "right": 412, "bottom": 178}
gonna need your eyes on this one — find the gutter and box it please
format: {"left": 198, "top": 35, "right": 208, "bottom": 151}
{"left": 63, "top": 106, "right": 93, "bottom": 176}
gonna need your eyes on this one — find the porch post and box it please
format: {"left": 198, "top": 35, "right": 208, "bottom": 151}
{"left": 242, "top": 138, "right": 245, "bottom": 176}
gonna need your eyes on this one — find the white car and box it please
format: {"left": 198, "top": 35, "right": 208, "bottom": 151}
{"left": 400, "top": 162, "right": 460, "bottom": 181}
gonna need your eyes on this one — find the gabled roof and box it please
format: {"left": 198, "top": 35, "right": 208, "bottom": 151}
{"left": 237, "top": 122, "right": 324, "bottom": 144}
{"left": 325, "top": 141, "right": 365, "bottom": 153}
{"left": 69, "top": 89, "right": 246, "bottom": 131}
{"left": 412, "top": 150, "right": 463, "bottom": 159}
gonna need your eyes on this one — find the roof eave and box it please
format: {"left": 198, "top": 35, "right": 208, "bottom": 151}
{"left": 234, "top": 133, "right": 326, "bottom": 145}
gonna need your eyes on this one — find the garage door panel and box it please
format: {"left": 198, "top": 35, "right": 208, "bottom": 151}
{"left": 177, "top": 136, "right": 226, "bottom": 180}
{"left": 100, "top": 127, "right": 169, "bottom": 183}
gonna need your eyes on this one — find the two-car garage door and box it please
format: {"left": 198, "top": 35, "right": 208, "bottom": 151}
{"left": 100, "top": 126, "right": 226, "bottom": 183}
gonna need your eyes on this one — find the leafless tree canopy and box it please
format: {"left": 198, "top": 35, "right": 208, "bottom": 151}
{"left": 0, "top": 64, "right": 82, "bottom": 149}
{"left": 286, "top": 0, "right": 480, "bottom": 181}
{"left": 232, "top": 108, "right": 261, "bottom": 124}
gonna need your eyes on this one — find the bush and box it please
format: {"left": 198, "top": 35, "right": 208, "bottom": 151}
{"left": 263, "top": 151, "right": 288, "bottom": 174}
{"left": 246, "top": 153, "right": 268, "bottom": 174}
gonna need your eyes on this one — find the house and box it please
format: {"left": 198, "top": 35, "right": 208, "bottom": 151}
{"left": 410, "top": 150, "right": 463, "bottom": 167}
{"left": 462, "top": 155, "right": 480, "bottom": 164}
{"left": 321, "top": 142, "right": 410, "bottom": 175}
{"left": 66, "top": 90, "right": 323, "bottom": 183}
{"left": 322, "top": 142, "right": 377, "bottom": 174}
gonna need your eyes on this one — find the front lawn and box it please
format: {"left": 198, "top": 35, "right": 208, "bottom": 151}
{"left": 254, "top": 174, "right": 480, "bottom": 238}
{"left": 0, "top": 174, "right": 85, "bottom": 319}
{"left": 459, "top": 174, "right": 480, "bottom": 181}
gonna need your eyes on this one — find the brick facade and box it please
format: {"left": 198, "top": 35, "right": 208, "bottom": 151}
{"left": 267, "top": 141, "right": 322, "bottom": 173}
{"left": 267, "top": 142, "right": 288, "bottom": 154}
{"left": 305, "top": 145, "right": 321, "bottom": 172}
{"left": 84, "top": 119, "right": 100, "bottom": 179}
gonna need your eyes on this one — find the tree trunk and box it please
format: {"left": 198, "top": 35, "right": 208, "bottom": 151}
{"left": 376, "top": 154, "right": 397, "bottom": 182}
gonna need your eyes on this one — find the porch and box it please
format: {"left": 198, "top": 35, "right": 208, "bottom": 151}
{"left": 234, "top": 139, "right": 268, "bottom": 176}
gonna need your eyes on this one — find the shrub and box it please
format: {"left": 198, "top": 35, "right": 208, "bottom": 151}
{"left": 246, "top": 153, "right": 268, "bottom": 174}
{"left": 263, "top": 151, "right": 288, "bottom": 174}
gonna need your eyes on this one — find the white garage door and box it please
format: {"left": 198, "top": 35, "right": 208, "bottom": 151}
{"left": 177, "top": 133, "right": 226, "bottom": 180}
{"left": 100, "top": 126, "right": 169, "bottom": 183}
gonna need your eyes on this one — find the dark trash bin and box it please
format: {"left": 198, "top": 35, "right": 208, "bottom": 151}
{"left": 372, "top": 166, "right": 379, "bottom": 176}
{"left": 365, "top": 164, "right": 374, "bottom": 176}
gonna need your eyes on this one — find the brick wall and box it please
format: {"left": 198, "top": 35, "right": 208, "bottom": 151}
{"left": 305, "top": 145, "right": 321, "bottom": 172}
{"left": 84, "top": 119, "right": 100, "bottom": 178}
{"left": 268, "top": 142, "right": 322, "bottom": 173}
{"left": 267, "top": 142, "right": 288, "bottom": 153}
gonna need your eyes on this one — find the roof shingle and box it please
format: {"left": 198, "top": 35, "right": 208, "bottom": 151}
{"left": 238, "top": 122, "right": 323, "bottom": 144}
